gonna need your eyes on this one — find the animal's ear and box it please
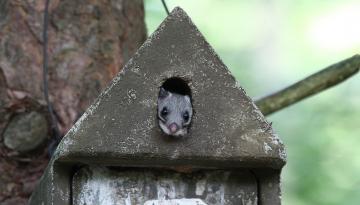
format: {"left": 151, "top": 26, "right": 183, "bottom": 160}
{"left": 185, "top": 95, "right": 191, "bottom": 103}
{"left": 159, "top": 87, "right": 169, "bottom": 99}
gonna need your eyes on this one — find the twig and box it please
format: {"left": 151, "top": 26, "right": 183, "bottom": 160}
{"left": 161, "top": 0, "right": 170, "bottom": 15}
{"left": 255, "top": 55, "right": 360, "bottom": 116}
{"left": 43, "top": 0, "right": 61, "bottom": 155}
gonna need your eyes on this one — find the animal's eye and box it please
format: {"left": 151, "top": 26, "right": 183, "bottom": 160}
{"left": 183, "top": 111, "right": 189, "bottom": 122}
{"left": 161, "top": 107, "right": 168, "bottom": 117}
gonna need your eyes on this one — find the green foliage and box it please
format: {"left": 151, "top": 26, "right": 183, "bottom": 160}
{"left": 145, "top": 1, "right": 360, "bottom": 204}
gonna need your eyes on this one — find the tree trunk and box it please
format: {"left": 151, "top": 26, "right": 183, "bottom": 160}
{"left": 0, "top": 0, "right": 146, "bottom": 204}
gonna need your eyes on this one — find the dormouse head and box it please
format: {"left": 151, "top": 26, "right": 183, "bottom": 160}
{"left": 157, "top": 87, "right": 193, "bottom": 137}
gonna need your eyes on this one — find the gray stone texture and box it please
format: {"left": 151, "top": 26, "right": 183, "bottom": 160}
{"left": 56, "top": 7, "right": 286, "bottom": 169}
{"left": 3, "top": 111, "right": 48, "bottom": 152}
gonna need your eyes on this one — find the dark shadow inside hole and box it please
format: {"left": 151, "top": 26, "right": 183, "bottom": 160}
{"left": 160, "top": 77, "right": 192, "bottom": 98}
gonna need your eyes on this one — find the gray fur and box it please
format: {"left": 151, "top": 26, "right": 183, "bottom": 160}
{"left": 157, "top": 88, "right": 193, "bottom": 137}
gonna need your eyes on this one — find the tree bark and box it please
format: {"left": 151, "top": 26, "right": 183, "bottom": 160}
{"left": 0, "top": 0, "right": 146, "bottom": 204}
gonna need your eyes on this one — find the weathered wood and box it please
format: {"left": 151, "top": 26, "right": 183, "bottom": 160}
{"left": 256, "top": 55, "right": 360, "bottom": 116}
{"left": 72, "top": 166, "right": 258, "bottom": 205}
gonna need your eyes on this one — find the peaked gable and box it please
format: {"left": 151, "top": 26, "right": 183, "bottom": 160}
{"left": 56, "top": 7, "right": 286, "bottom": 169}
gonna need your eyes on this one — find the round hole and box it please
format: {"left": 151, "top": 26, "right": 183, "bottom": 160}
{"left": 160, "top": 77, "right": 192, "bottom": 97}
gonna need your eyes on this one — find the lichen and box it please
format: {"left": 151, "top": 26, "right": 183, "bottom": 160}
{"left": 264, "top": 142, "right": 273, "bottom": 154}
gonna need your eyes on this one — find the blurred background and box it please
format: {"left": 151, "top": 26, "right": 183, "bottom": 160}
{"left": 145, "top": 1, "right": 360, "bottom": 205}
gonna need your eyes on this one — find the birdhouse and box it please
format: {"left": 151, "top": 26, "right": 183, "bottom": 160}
{"left": 30, "top": 7, "right": 286, "bottom": 205}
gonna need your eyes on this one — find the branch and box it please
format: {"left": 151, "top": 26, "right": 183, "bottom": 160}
{"left": 255, "top": 54, "right": 360, "bottom": 116}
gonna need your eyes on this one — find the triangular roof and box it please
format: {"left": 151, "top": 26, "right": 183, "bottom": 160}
{"left": 56, "top": 7, "right": 286, "bottom": 169}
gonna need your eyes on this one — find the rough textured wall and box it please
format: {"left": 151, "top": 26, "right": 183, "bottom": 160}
{"left": 72, "top": 166, "right": 258, "bottom": 205}
{"left": 0, "top": 0, "right": 146, "bottom": 204}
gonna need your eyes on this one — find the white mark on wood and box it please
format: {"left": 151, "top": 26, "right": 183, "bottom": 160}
{"left": 264, "top": 142, "right": 272, "bottom": 154}
{"left": 195, "top": 179, "right": 206, "bottom": 196}
{"left": 131, "top": 65, "right": 141, "bottom": 74}
{"left": 157, "top": 180, "right": 176, "bottom": 200}
{"left": 144, "top": 198, "right": 208, "bottom": 205}
{"left": 140, "top": 99, "right": 155, "bottom": 107}
{"left": 127, "top": 89, "right": 137, "bottom": 100}
{"left": 125, "top": 193, "right": 132, "bottom": 205}
{"left": 279, "top": 146, "right": 287, "bottom": 161}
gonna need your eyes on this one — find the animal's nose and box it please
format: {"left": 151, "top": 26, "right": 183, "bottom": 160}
{"left": 169, "top": 123, "right": 179, "bottom": 133}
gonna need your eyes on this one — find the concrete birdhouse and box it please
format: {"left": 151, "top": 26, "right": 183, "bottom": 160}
{"left": 30, "top": 7, "right": 286, "bottom": 205}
